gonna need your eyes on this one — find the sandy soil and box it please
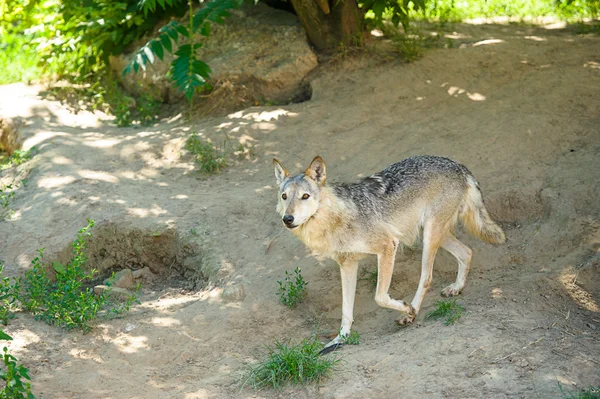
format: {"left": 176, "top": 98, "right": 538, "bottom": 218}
{"left": 0, "top": 23, "right": 599, "bottom": 399}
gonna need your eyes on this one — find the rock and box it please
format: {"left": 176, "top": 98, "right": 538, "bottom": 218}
{"left": 94, "top": 285, "right": 134, "bottom": 301}
{"left": 110, "top": 2, "right": 317, "bottom": 107}
{"left": 132, "top": 266, "right": 155, "bottom": 280}
{"left": 104, "top": 269, "right": 134, "bottom": 289}
{"left": 221, "top": 283, "right": 245, "bottom": 302}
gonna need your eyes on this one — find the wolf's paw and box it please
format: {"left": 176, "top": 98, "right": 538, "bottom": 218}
{"left": 319, "top": 336, "right": 344, "bottom": 355}
{"left": 395, "top": 305, "right": 417, "bottom": 326}
{"left": 441, "top": 284, "right": 463, "bottom": 297}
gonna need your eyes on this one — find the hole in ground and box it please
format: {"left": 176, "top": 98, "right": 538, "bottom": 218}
{"left": 53, "top": 222, "right": 214, "bottom": 291}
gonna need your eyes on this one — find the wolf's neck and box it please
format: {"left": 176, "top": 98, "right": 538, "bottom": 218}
{"left": 292, "top": 186, "right": 351, "bottom": 257}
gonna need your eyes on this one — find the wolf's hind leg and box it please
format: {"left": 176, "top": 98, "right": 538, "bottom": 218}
{"left": 405, "top": 220, "right": 445, "bottom": 323}
{"left": 440, "top": 234, "right": 473, "bottom": 297}
{"left": 373, "top": 239, "right": 416, "bottom": 324}
{"left": 321, "top": 258, "right": 359, "bottom": 355}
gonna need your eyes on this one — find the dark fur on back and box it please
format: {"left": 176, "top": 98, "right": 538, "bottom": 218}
{"left": 331, "top": 156, "right": 471, "bottom": 216}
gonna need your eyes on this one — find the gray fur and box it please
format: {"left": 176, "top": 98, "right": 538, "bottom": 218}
{"left": 273, "top": 155, "right": 505, "bottom": 353}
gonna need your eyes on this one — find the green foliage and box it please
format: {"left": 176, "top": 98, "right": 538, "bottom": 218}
{"left": 559, "top": 383, "right": 600, "bottom": 399}
{"left": 20, "top": 219, "right": 137, "bottom": 332}
{"left": 277, "top": 267, "right": 307, "bottom": 309}
{"left": 416, "top": 0, "right": 600, "bottom": 23}
{"left": 341, "top": 330, "right": 360, "bottom": 345}
{"left": 0, "top": 33, "right": 42, "bottom": 85}
{"left": 0, "top": 185, "right": 16, "bottom": 221}
{"left": 0, "top": 264, "right": 20, "bottom": 326}
{"left": 185, "top": 132, "right": 229, "bottom": 174}
{"left": 360, "top": 269, "right": 378, "bottom": 289}
{"left": 426, "top": 299, "right": 465, "bottom": 325}
{"left": 0, "top": 149, "right": 33, "bottom": 171}
{"left": 243, "top": 339, "right": 339, "bottom": 389}
{"left": 124, "top": 0, "right": 241, "bottom": 101}
{"left": 0, "top": 331, "right": 35, "bottom": 399}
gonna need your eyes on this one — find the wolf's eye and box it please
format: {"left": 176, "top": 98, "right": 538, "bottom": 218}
{"left": 282, "top": 193, "right": 287, "bottom": 200}
{"left": 302, "top": 193, "right": 310, "bottom": 200}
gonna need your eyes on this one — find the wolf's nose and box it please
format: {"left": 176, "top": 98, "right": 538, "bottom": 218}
{"left": 283, "top": 215, "right": 294, "bottom": 225}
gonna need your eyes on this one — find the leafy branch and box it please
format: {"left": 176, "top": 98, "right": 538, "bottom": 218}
{"left": 124, "top": 0, "right": 241, "bottom": 101}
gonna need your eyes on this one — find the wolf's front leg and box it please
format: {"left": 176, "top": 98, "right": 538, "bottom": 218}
{"left": 320, "top": 258, "right": 359, "bottom": 355}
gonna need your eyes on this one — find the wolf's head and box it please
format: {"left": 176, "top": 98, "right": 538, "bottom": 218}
{"left": 273, "top": 156, "right": 326, "bottom": 230}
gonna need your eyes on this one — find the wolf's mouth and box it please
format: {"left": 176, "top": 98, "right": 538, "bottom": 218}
{"left": 284, "top": 223, "right": 298, "bottom": 229}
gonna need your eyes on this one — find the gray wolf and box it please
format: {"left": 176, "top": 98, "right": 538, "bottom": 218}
{"left": 273, "top": 155, "right": 505, "bottom": 353}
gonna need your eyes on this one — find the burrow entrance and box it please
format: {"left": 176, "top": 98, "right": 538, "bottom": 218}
{"left": 53, "top": 222, "right": 213, "bottom": 291}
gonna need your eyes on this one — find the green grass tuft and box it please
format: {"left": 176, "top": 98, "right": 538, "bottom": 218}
{"left": 185, "top": 132, "right": 229, "bottom": 174}
{"left": 426, "top": 299, "right": 465, "bottom": 325}
{"left": 342, "top": 330, "right": 360, "bottom": 345}
{"left": 277, "top": 267, "right": 308, "bottom": 308}
{"left": 560, "top": 383, "right": 600, "bottom": 399}
{"left": 243, "top": 339, "right": 339, "bottom": 389}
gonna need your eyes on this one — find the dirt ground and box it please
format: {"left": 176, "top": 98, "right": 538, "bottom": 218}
{"left": 0, "top": 23, "right": 599, "bottom": 399}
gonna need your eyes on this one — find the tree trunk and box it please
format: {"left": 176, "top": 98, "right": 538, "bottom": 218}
{"left": 289, "top": 0, "right": 364, "bottom": 52}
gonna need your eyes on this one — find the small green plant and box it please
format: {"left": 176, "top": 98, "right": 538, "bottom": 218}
{"left": 0, "top": 184, "right": 16, "bottom": 221}
{"left": 360, "top": 269, "right": 378, "bottom": 289}
{"left": 243, "top": 339, "right": 339, "bottom": 389}
{"left": 186, "top": 132, "right": 228, "bottom": 174}
{"left": 426, "top": 299, "right": 465, "bottom": 325}
{"left": 0, "top": 263, "right": 20, "bottom": 326}
{"left": 277, "top": 267, "right": 308, "bottom": 309}
{"left": 559, "top": 382, "right": 600, "bottom": 399}
{"left": 0, "top": 330, "right": 35, "bottom": 398}
{"left": 341, "top": 330, "right": 360, "bottom": 345}
{"left": 20, "top": 219, "right": 137, "bottom": 332}
{"left": 0, "top": 149, "right": 32, "bottom": 170}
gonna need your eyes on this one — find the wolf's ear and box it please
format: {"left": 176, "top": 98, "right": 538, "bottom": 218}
{"left": 305, "top": 156, "right": 326, "bottom": 185}
{"left": 273, "top": 158, "right": 289, "bottom": 185}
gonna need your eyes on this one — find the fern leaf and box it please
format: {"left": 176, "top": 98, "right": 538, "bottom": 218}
{"left": 123, "top": 21, "right": 186, "bottom": 75}
{"left": 149, "top": 39, "right": 164, "bottom": 61}
{"left": 192, "top": 0, "right": 241, "bottom": 34}
{"left": 170, "top": 43, "right": 211, "bottom": 101}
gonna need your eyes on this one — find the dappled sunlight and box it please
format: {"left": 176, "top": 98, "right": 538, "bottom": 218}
{"left": 112, "top": 334, "right": 149, "bottom": 354}
{"left": 150, "top": 317, "right": 182, "bottom": 327}
{"left": 255, "top": 184, "right": 273, "bottom": 194}
{"left": 69, "top": 348, "right": 104, "bottom": 363}
{"left": 524, "top": 35, "right": 547, "bottom": 42}
{"left": 127, "top": 204, "right": 168, "bottom": 218}
{"left": 183, "top": 389, "right": 211, "bottom": 399}
{"left": 51, "top": 155, "right": 73, "bottom": 165}
{"left": 443, "top": 83, "right": 486, "bottom": 101}
{"left": 559, "top": 266, "right": 599, "bottom": 312}
{"left": 584, "top": 61, "right": 600, "bottom": 70}
{"left": 82, "top": 138, "right": 121, "bottom": 149}
{"left": 4, "top": 329, "right": 40, "bottom": 351}
{"left": 78, "top": 170, "right": 120, "bottom": 184}
{"left": 37, "top": 175, "right": 76, "bottom": 189}
{"left": 472, "top": 39, "right": 505, "bottom": 47}
{"left": 138, "top": 293, "right": 205, "bottom": 311}
{"left": 24, "top": 130, "right": 71, "bottom": 150}
{"left": 227, "top": 108, "right": 298, "bottom": 122}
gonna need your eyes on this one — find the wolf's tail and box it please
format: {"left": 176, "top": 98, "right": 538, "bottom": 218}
{"left": 460, "top": 176, "right": 506, "bottom": 244}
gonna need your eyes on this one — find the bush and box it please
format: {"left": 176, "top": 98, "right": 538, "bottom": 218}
{"left": 20, "top": 219, "right": 137, "bottom": 332}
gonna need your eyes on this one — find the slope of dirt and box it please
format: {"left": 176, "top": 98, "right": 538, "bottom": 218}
{"left": 0, "top": 24, "right": 599, "bottom": 398}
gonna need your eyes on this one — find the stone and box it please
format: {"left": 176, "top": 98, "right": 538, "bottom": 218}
{"left": 221, "top": 283, "right": 245, "bottom": 302}
{"left": 94, "top": 285, "right": 134, "bottom": 301}
{"left": 132, "top": 267, "right": 154, "bottom": 280}
{"left": 104, "top": 269, "right": 134, "bottom": 289}
{"left": 110, "top": 2, "right": 317, "bottom": 107}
